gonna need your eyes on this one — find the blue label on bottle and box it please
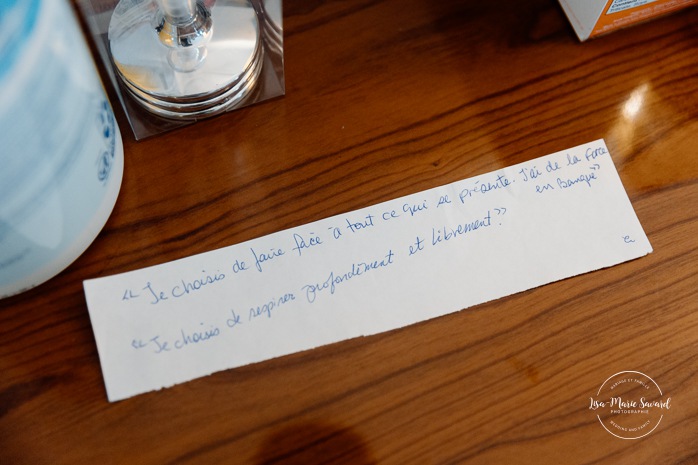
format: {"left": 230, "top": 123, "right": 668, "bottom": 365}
{"left": 0, "top": 0, "right": 41, "bottom": 80}
{"left": 97, "top": 100, "right": 117, "bottom": 182}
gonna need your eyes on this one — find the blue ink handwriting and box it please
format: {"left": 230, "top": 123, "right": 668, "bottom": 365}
{"left": 346, "top": 214, "right": 375, "bottom": 233}
{"left": 328, "top": 226, "right": 343, "bottom": 239}
{"left": 232, "top": 259, "right": 249, "bottom": 273}
{"left": 173, "top": 323, "right": 220, "bottom": 349}
{"left": 518, "top": 166, "right": 542, "bottom": 182}
{"left": 133, "top": 335, "right": 171, "bottom": 353}
{"left": 557, "top": 172, "right": 598, "bottom": 189}
{"left": 585, "top": 146, "right": 607, "bottom": 161}
{"left": 302, "top": 250, "right": 395, "bottom": 303}
{"left": 536, "top": 183, "right": 554, "bottom": 193}
{"left": 248, "top": 293, "right": 296, "bottom": 320}
{"left": 403, "top": 200, "right": 428, "bottom": 217}
{"left": 122, "top": 289, "right": 139, "bottom": 301}
{"left": 459, "top": 175, "right": 513, "bottom": 202}
{"left": 171, "top": 270, "right": 226, "bottom": 298}
{"left": 409, "top": 236, "right": 425, "bottom": 256}
{"left": 144, "top": 282, "right": 168, "bottom": 305}
{"left": 251, "top": 246, "right": 285, "bottom": 272}
{"left": 545, "top": 160, "right": 561, "bottom": 173}
{"left": 226, "top": 309, "right": 243, "bottom": 328}
{"left": 292, "top": 232, "right": 323, "bottom": 257}
{"left": 437, "top": 195, "right": 452, "bottom": 207}
{"left": 431, "top": 210, "right": 492, "bottom": 246}
{"left": 382, "top": 209, "right": 400, "bottom": 221}
{"left": 567, "top": 153, "right": 581, "bottom": 166}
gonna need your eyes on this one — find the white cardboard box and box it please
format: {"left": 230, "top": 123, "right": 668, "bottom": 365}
{"left": 558, "top": 0, "right": 697, "bottom": 41}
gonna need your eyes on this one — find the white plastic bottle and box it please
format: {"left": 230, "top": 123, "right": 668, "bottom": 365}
{"left": 0, "top": 0, "right": 124, "bottom": 298}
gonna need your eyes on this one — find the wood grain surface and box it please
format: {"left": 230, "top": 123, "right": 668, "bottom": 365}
{"left": 2, "top": 0, "right": 697, "bottom": 463}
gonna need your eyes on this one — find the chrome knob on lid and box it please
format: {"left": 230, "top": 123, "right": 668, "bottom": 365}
{"left": 109, "top": 0, "right": 264, "bottom": 120}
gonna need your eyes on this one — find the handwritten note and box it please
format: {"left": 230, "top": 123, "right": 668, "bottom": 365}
{"left": 84, "top": 140, "right": 652, "bottom": 401}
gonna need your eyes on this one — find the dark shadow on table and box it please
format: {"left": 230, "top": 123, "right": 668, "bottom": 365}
{"left": 254, "top": 421, "right": 376, "bottom": 465}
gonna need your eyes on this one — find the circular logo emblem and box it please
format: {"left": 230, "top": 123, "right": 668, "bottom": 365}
{"left": 590, "top": 371, "right": 671, "bottom": 439}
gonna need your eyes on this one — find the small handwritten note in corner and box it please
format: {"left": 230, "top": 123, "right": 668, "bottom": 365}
{"left": 83, "top": 139, "right": 652, "bottom": 401}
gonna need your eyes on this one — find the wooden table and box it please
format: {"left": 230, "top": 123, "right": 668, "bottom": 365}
{"left": 2, "top": 1, "right": 696, "bottom": 463}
